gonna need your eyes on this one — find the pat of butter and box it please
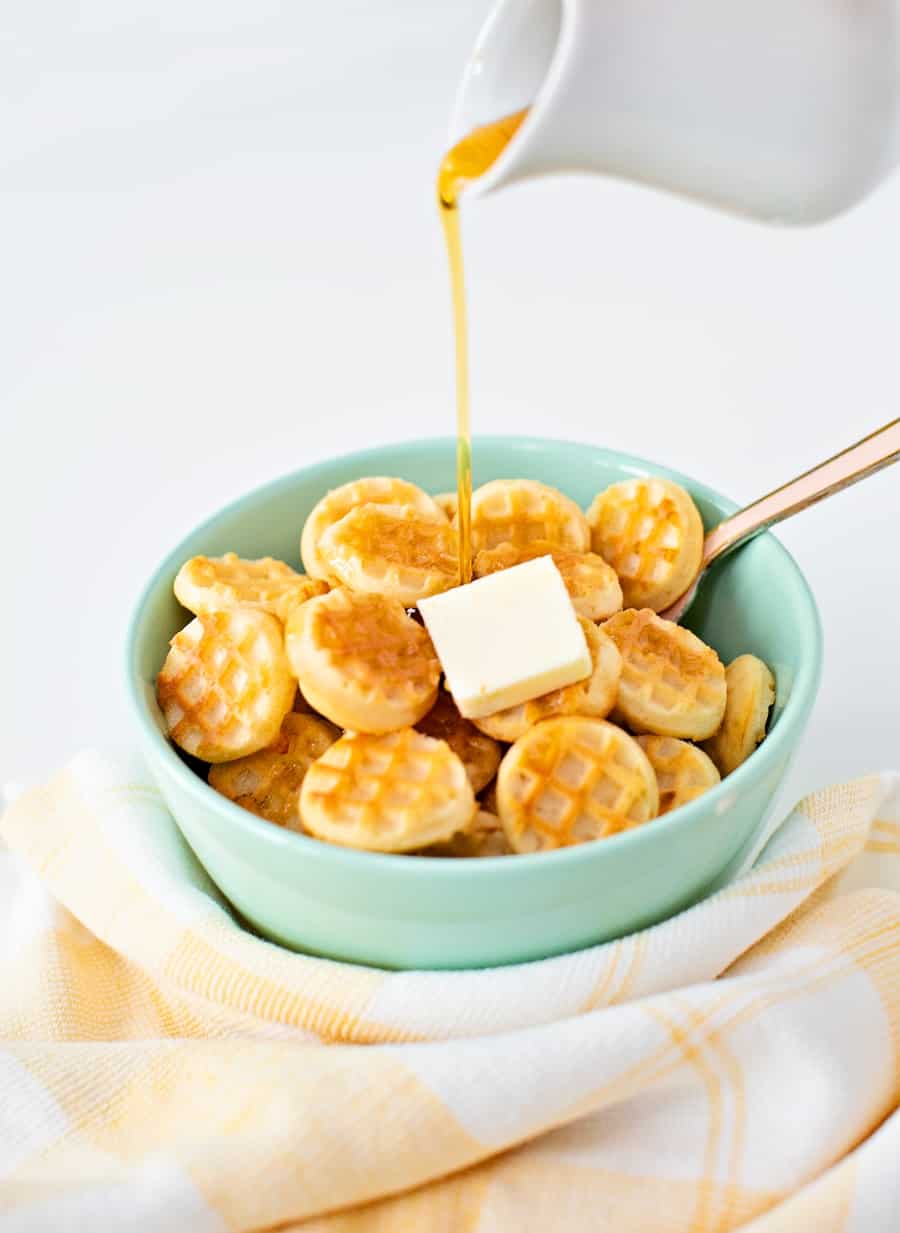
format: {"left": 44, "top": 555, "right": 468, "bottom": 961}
{"left": 418, "top": 556, "right": 591, "bottom": 719}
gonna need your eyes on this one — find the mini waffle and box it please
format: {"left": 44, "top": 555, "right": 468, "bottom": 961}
{"left": 209, "top": 711, "right": 340, "bottom": 828}
{"left": 318, "top": 503, "right": 458, "bottom": 604}
{"left": 703, "top": 654, "right": 775, "bottom": 775}
{"left": 602, "top": 608, "right": 726, "bottom": 740}
{"left": 586, "top": 477, "right": 704, "bottom": 612}
{"left": 301, "top": 477, "right": 443, "bottom": 582}
{"left": 157, "top": 607, "right": 296, "bottom": 762}
{"left": 174, "top": 553, "right": 328, "bottom": 624}
{"left": 469, "top": 479, "right": 591, "bottom": 554}
{"left": 285, "top": 589, "right": 440, "bottom": 733}
{"left": 472, "top": 619, "right": 621, "bottom": 742}
{"left": 415, "top": 689, "right": 502, "bottom": 793}
{"left": 636, "top": 735, "right": 720, "bottom": 815}
{"left": 424, "top": 809, "right": 511, "bottom": 858}
{"left": 497, "top": 717, "right": 659, "bottom": 853}
{"left": 473, "top": 540, "right": 623, "bottom": 620}
{"left": 433, "top": 491, "right": 458, "bottom": 520}
{"left": 300, "top": 728, "right": 475, "bottom": 852}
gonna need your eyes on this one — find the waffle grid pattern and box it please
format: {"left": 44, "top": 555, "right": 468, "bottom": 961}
{"left": 301, "top": 729, "right": 473, "bottom": 851}
{"left": 209, "top": 713, "right": 338, "bottom": 826}
{"left": 470, "top": 480, "right": 590, "bottom": 553}
{"left": 302, "top": 477, "right": 443, "bottom": 580}
{"left": 588, "top": 478, "right": 701, "bottom": 609}
{"left": 175, "top": 553, "right": 328, "bottom": 622}
{"left": 309, "top": 591, "right": 439, "bottom": 703}
{"left": 321, "top": 504, "right": 458, "bottom": 602}
{"left": 636, "top": 735, "right": 720, "bottom": 815}
{"left": 157, "top": 609, "right": 294, "bottom": 760}
{"left": 604, "top": 609, "right": 726, "bottom": 736}
{"left": 499, "top": 719, "right": 657, "bottom": 853}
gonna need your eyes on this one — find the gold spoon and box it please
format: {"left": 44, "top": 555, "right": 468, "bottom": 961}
{"left": 660, "top": 417, "right": 900, "bottom": 624}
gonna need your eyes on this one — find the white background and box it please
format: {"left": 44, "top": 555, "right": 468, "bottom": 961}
{"left": 2, "top": 1, "right": 898, "bottom": 801}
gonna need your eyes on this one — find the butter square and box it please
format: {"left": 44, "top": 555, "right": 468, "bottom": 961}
{"left": 418, "top": 555, "right": 591, "bottom": 719}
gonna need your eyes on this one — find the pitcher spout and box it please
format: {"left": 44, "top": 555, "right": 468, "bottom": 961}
{"left": 453, "top": 0, "right": 900, "bottom": 224}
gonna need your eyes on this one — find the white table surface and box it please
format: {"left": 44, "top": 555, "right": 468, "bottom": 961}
{"left": 3, "top": 1, "right": 898, "bottom": 803}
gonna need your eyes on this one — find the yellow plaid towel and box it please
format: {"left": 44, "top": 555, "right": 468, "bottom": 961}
{"left": 1, "top": 754, "right": 898, "bottom": 1233}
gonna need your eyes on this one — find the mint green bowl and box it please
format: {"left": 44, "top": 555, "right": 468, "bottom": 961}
{"left": 125, "top": 437, "right": 822, "bottom": 970}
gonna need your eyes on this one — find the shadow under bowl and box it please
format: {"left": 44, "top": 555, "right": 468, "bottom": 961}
{"left": 125, "top": 436, "right": 823, "bottom": 969}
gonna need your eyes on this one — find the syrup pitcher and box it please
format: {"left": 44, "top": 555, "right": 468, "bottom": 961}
{"left": 451, "top": 0, "right": 900, "bottom": 222}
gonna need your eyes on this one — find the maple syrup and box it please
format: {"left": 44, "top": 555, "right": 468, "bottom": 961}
{"left": 437, "top": 109, "right": 527, "bottom": 584}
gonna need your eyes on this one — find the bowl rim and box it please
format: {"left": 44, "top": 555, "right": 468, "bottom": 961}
{"left": 124, "top": 434, "right": 824, "bottom": 878}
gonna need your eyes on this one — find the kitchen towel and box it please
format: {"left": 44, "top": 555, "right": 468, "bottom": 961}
{"left": 0, "top": 752, "right": 897, "bottom": 1232}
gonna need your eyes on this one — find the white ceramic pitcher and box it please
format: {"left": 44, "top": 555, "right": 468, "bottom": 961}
{"left": 452, "top": 0, "right": 900, "bottom": 222}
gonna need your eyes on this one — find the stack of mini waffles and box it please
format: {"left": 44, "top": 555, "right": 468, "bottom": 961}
{"left": 156, "top": 475, "right": 775, "bottom": 856}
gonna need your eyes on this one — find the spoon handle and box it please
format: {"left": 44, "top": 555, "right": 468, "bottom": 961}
{"left": 701, "top": 417, "right": 900, "bottom": 569}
